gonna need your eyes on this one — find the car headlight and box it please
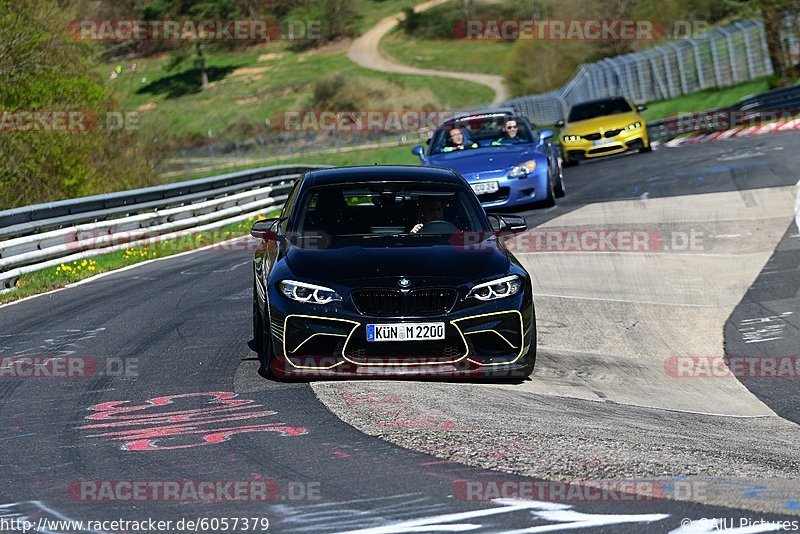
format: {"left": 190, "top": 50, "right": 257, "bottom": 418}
{"left": 508, "top": 160, "right": 537, "bottom": 178}
{"left": 467, "top": 275, "right": 523, "bottom": 301}
{"left": 563, "top": 135, "right": 581, "bottom": 143}
{"left": 279, "top": 280, "right": 342, "bottom": 304}
{"left": 625, "top": 122, "right": 642, "bottom": 131}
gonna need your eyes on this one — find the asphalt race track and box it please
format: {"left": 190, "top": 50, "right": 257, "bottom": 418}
{"left": 1, "top": 133, "right": 799, "bottom": 533}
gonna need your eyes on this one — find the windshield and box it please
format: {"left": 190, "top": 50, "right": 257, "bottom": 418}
{"left": 291, "top": 182, "right": 490, "bottom": 237}
{"left": 430, "top": 114, "right": 534, "bottom": 154}
{"left": 567, "top": 98, "right": 633, "bottom": 122}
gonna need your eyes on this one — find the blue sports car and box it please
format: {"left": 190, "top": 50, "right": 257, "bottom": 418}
{"left": 412, "top": 109, "right": 565, "bottom": 209}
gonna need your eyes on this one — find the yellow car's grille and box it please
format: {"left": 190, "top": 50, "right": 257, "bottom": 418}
{"left": 581, "top": 129, "right": 624, "bottom": 141}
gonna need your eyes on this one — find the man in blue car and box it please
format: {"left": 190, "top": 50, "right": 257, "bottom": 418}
{"left": 442, "top": 127, "right": 477, "bottom": 152}
{"left": 491, "top": 118, "right": 527, "bottom": 145}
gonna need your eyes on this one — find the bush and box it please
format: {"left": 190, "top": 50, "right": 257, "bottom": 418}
{"left": 306, "top": 74, "right": 439, "bottom": 112}
{"left": 0, "top": 0, "right": 158, "bottom": 208}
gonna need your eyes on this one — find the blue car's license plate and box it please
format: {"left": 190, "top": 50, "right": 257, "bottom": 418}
{"left": 367, "top": 323, "right": 445, "bottom": 342}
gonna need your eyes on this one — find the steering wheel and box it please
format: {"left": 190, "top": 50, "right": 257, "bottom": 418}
{"left": 418, "top": 220, "right": 459, "bottom": 234}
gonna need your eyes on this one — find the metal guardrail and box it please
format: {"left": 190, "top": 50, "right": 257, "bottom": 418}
{"left": 0, "top": 164, "right": 330, "bottom": 290}
{"left": 0, "top": 164, "right": 325, "bottom": 238}
{"left": 647, "top": 82, "right": 800, "bottom": 142}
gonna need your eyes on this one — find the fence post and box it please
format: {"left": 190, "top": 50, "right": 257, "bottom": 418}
{"left": 690, "top": 39, "right": 706, "bottom": 89}
{"left": 675, "top": 44, "right": 689, "bottom": 94}
{"left": 710, "top": 33, "right": 724, "bottom": 86}
{"left": 659, "top": 46, "right": 676, "bottom": 99}
{"left": 718, "top": 27, "right": 739, "bottom": 84}
{"left": 756, "top": 21, "right": 773, "bottom": 75}
{"left": 208, "top": 144, "right": 216, "bottom": 170}
{"left": 737, "top": 21, "right": 758, "bottom": 79}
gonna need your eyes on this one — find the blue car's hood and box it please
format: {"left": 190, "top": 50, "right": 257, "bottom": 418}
{"left": 427, "top": 145, "right": 538, "bottom": 176}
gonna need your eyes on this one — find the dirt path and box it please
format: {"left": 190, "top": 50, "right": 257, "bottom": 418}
{"left": 347, "top": 0, "right": 509, "bottom": 106}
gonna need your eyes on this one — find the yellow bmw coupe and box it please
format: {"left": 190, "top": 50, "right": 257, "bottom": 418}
{"left": 557, "top": 96, "right": 650, "bottom": 166}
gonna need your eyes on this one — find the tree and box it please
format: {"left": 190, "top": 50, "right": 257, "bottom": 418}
{"left": 760, "top": 0, "right": 800, "bottom": 85}
{"left": 0, "top": 0, "right": 155, "bottom": 208}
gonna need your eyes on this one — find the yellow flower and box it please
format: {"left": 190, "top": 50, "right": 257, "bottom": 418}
{"left": 257, "top": 214, "right": 266, "bottom": 220}
{"left": 88, "top": 266, "right": 96, "bottom": 271}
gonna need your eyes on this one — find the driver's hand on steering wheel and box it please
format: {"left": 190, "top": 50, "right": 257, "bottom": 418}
{"left": 410, "top": 223, "right": 424, "bottom": 234}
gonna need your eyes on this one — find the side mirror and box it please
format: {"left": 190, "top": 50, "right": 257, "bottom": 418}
{"left": 488, "top": 214, "right": 527, "bottom": 234}
{"left": 411, "top": 145, "right": 425, "bottom": 157}
{"left": 251, "top": 218, "right": 282, "bottom": 241}
{"left": 555, "top": 119, "right": 565, "bottom": 128}
{"left": 637, "top": 104, "right": 647, "bottom": 112}
{"left": 538, "top": 129, "right": 554, "bottom": 141}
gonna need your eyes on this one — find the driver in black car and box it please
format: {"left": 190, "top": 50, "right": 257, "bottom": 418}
{"left": 409, "top": 196, "right": 445, "bottom": 234}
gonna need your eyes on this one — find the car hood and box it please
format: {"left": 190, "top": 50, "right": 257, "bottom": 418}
{"left": 283, "top": 236, "right": 509, "bottom": 285}
{"left": 564, "top": 112, "right": 642, "bottom": 135}
{"left": 427, "top": 146, "right": 537, "bottom": 176}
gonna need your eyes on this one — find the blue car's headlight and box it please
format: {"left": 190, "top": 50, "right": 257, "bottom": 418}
{"left": 279, "top": 280, "right": 342, "bottom": 304}
{"left": 508, "top": 160, "right": 537, "bottom": 178}
{"left": 467, "top": 275, "right": 523, "bottom": 301}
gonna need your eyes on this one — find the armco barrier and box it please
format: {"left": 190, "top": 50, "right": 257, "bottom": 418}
{"left": 0, "top": 164, "right": 330, "bottom": 290}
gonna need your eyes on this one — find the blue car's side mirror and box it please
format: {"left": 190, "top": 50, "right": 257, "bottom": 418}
{"left": 539, "top": 130, "right": 554, "bottom": 141}
{"left": 411, "top": 145, "right": 424, "bottom": 157}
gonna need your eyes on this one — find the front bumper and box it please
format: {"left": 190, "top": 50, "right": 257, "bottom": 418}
{"left": 465, "top": 171, "right": 549, "bottom": 209}
{"left": 266, "top": 290, "right": 535, "bottom": 378}
{"left": 561, "top": 126, "right": 648, "bottom": 161}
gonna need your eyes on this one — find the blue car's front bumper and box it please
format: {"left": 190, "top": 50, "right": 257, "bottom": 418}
{"left": 461, "top": 168, "right": 549, "bottom": 209}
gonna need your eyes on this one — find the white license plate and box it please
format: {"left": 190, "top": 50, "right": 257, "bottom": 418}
{"left": 367, "top": 323, "right": 445, "bottom": 342}
{"left": 471, "top": 181, "right": 499, "bottom": 195}
{"left": 593, "top": 138, "right": 614, "bottom": 146}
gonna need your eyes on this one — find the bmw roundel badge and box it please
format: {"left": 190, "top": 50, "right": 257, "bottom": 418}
{"left": 398, "top": 278, "right": 411, "bottom": 288}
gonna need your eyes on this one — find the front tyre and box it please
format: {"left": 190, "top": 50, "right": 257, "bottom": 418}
{"left": 253, "top": 278, "right": 273, "bottom": 376}
{"left": 554, "top": 163, "right": 566, "bottom": 198}
{"left": 541, "top": 176, "right": 556, "bottom": 207}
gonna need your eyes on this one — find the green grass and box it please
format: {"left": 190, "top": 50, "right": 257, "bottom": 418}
{"left": 358, "top": 0, "right": 420, "bottom": 33}
{"left": 380, "top": 28, "right": 513, "bottom": 75}
{"left": 104, "top": 41, "right": 493, "bottom": 141}
{"left": 0, "top": 212, "right": 280, "bottom": 305}
{"left": 641, "top": 78, "right": 772, "bottom": 121}
{"left": 161, "top": 143, "right": 421, "bottom": 183}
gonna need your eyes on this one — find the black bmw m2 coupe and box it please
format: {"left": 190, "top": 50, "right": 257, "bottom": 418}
{"left": 251, "top": 165, "right": 536, "bottom": 379}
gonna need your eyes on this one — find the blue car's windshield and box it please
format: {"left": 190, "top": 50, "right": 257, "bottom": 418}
{"left": 430, "top": 113, "right": 534, "bottom": 155}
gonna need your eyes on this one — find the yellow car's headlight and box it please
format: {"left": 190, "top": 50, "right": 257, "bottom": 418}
{"left": 563, "top": 135, "right": 581, "bottom": 143}
{"left": 625, "top": 122, "right": 642, "bottom": 131}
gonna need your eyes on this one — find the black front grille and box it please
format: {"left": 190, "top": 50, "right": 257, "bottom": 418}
{"left": 589, "top": 145, "right": 622, "bottom": 154}
{"left": 478, "top": 187, "right": 510, "bottom": 203}
{"left": 345, "top": 323, "right": 466, "bottom": 361}
{"left": 582, "top": 133, "right": 602, "bottom": 141}
{"left": 604, "top": 128, "right": 623, "bottom": 138}
{"left": 351, "top": 288, "right": 458, "bottom": 317}
{"left": 346, "top": 340, "right": 465, "bottom": 359}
